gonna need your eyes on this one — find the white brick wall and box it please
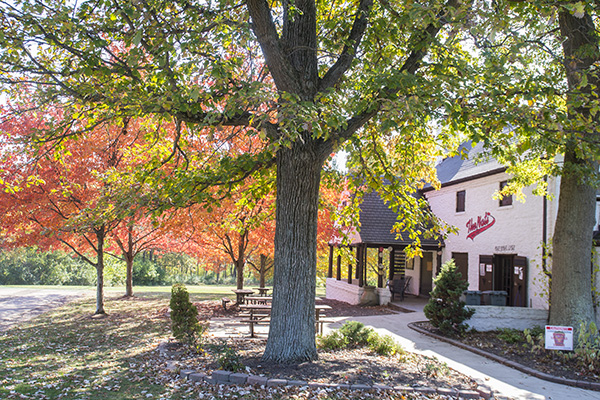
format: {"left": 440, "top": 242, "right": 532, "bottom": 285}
{"left": 425, "top": 172, "right": 558, "bottom": 310}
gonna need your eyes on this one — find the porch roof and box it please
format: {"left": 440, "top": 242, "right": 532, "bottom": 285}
{"left": 331, "top": 191, "right": 443, "bottom": 250}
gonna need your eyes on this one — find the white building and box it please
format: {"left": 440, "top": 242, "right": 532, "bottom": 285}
{"left": 326, "top": 142, "right": 600, "bottom": 312}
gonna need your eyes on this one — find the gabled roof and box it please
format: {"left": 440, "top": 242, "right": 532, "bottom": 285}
{"left": 349, "top": 191, "right": 442, "bottom": 249}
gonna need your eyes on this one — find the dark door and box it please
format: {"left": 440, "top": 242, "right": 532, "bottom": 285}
{"left": 419, "top": 252, "right": 433, "bottom": 296}
{"left": 494, "top": 255, "right": 514, "bottom": 305}
{"left": 513, "top": 256, "right": 528, "bottom": 307}
{"left": 479, "top": 255, "right": 494, "bottom": 291}
{"left": 452, "top": 252, "right": 469, "bottom": 283}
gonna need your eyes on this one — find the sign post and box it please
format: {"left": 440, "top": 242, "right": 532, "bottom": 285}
{"left": 544, "top": 326, "right": 574, "bottom": 351}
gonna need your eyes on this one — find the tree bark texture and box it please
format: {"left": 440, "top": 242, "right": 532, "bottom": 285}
{"left": 125, "top": 230, "right": 134, "bottom": 297}
{"left": 262, "top": 139, "right": 331, "bottom": 362}
{"left": 549, "top": 11, "right": 600, "bottom": 330}
{"left": 549, "top": 148, "right": 597, "bottom": 328}
{"left": 95, "top": 228, "right": 106, "bottom": 315}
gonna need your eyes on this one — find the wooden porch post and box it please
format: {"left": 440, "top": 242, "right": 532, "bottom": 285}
{"left": 358, "top": 245, "right": 364, "bottom": 287}
{"left": 347, "top": 264, "right": 352, "bottom": 284}
{"left": 377, "top": 247, "right": 384, "bottom": 288}
{"left": 389, "top": 249, "right": 395, "bottom": 280}
{"left": 336, "top": 254, "right": 342, "bottom": 280}
{"left": 328, "top": 245, "right": 334, "bottom": 278}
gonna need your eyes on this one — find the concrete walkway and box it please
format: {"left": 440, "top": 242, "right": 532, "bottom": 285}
{"left": 325, "top": 297, "right": 600, "bottom": 400}
{"left": 0, "top": 287, "right": 90, "bottom": 331}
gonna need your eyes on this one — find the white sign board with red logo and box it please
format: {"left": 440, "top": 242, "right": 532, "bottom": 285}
{"left": 544, "top": 325, "right": 573, "bottom": 351}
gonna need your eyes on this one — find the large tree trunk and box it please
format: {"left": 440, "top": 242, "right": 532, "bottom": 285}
{"left": 262, "top": 139, "right": 330, "bottom": 363}
{"left": 549, "top": 148, "right": 597, "bottom": 328}
{"left": 95, "top": 228, "right": 106, "bottom": 315}
{"left": 549, "top": 11, "right": 600, "bottom": 331}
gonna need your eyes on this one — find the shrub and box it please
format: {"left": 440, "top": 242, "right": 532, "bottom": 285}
{"left": 367, "top": 331, "right": 405, "bottom": 356}
{"left": 213, "top": 344, "right": 244, "bottom": 372}
{"left": 339, "top": 321, "right": 373, "bottom": 347}
{"left": 424, "top": 259, "right": 474, "bottom": 336}
{"left": 169, "top": 283, "right": 204, "bottom": 345}
{"left": 497, "top": 328, "right": 525, "bottom": 344}
{"left": 318, "top": 321, "right": 405, "bottom": 357}
{"left": 317, "top": 330, "right": 348, "bottom": 351}
{"left": 568, "top": 322, "right": 600, "bottom": 373}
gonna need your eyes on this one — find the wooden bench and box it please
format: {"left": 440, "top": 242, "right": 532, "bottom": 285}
{"left": 240, "top": 318, "right": 271, "bottom": 337}
{"left": 315, "top": 318, "right": 336, "bottom": 335}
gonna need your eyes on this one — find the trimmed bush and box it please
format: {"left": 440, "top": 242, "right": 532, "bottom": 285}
{"left": 317, "top": 330, "right": 348, "bottom": 351}
{"left": 339, "top": 321, "right": 373, "bottom": 347}
{"left": 424, "top": 259, "right": 474, "bottom": 336}
{"left": 169, "top": 283, "right": 204, "bottom": 345}
{"left": 318, "top": 321, "right": 404, "bottom": 357}
{"left": 367, "top": 331, "right": 405, "bottom": 356}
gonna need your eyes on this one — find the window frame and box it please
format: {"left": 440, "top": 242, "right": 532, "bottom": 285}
{"left": 499, "top": 181, "right": 513, "bottom": 207}
{"left": 456, "top": 190, "right": 466, "bottom": 213}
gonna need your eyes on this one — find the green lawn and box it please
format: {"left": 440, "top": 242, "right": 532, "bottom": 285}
{"left": 2, "top": 284, "right": 326, "bottom": 300}
{"left": 0, "top": 284, "right": 338, "bottom": 400}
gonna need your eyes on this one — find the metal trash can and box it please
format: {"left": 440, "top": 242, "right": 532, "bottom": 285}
{"left": 463, "top": 290, "right": 482, "bottom": 305}
{"left": 481, "top": 290, "right": 508, "bottom": 306}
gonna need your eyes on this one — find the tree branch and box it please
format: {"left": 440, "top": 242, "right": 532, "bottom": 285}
{"left": 319, "top": 0, "right": 373, "bottom": 91}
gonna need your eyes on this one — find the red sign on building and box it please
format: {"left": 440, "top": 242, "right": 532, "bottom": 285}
{"left": 466, "top": 212, "right": 496, "bottom": 240}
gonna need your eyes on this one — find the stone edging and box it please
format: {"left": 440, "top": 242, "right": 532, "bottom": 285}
{"left": 160, "top": 343, "right": 492, "bottom": 399}
{"left": 408, "top": 321, "right": 600, "bottom": 392}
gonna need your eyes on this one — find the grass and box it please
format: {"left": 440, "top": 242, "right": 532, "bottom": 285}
{"left": 1, "top": 294, "right": 175, "bottom": 400}
{"left": 2, "top": 284, "right": 327, "bottom": 301}
{"left": 2, "top": 284, "right": 361, "bottom": 400}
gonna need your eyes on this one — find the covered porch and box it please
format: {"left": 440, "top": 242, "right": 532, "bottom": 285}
{"left": 326, "top": 191, "right": 443, "bottom": 305}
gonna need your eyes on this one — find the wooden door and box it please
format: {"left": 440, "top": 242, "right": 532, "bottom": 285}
{"left": 479, "top": 255, "right": 494, "bottom": 291}
{"left": 419, "top": 252, "right": 433, "bottom": 296}
{"left": 513, "top": 256, "right": 528, "bottom": 307}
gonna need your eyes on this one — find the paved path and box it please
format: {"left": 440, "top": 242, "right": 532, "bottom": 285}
{"left": 0, "top": 287, "right": 91, "bottom": 331}
{"left": 326, "top": 297, "right": 600, "bottom": 400}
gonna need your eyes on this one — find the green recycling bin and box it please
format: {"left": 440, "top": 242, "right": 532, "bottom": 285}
{"left": 482, "top": 290, "right": 507, "bottom": 306}
{"left": 463, "top": 290, "right": 481, "bottom": 305}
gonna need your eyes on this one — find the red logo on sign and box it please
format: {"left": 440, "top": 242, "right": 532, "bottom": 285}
{"left": 466, "top": 212, "right": 496, "bottom": 240}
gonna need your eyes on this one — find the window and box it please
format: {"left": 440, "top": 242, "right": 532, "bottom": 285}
{"left": 456, "top": 190, "right": 466, "bottom": 212}
{"left": 499, "top": 181, "right": 513, "bottom": 207}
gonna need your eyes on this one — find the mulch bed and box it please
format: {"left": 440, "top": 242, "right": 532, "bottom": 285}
{"left": 164, "top": 300, "right": 479, "bottom": 391}
{"left": 413, "top": 321, "right": 600, "bottom": 385}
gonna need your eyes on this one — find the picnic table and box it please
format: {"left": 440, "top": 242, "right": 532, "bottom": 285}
{"left": 253, "top": 287, "right": 271, "bottom": 296}
{"left": 232, "top": 289, "right": 254, "bottom": 304}
{"left": 244, "top": 296, "right": 272, "bottom": 305}
{"left": 239, "top": 303, "right": 332, "bottom": 337}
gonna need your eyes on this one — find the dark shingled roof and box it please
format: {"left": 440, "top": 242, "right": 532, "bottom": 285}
{"left": 355, "top": 191, "right": 442, "bottom": 249}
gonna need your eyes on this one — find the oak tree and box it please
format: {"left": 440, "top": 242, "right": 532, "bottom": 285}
{"left": 0, "top": 0, "right": 474, "bottom": 362}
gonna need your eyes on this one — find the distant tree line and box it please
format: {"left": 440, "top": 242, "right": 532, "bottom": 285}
{"left": 0, "top": 247, "right": 265, "bottom": 287}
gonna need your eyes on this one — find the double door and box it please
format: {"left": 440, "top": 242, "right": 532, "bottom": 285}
{"left": 479, "top": 254, "right": 527, "bottom": 307}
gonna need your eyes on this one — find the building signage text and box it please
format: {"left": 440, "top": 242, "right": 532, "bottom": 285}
{"left": 495, "top": 245, "right": 515, "bottom": 252}
{"left": 466, "top": 212, "right": 496, "bottom": 240}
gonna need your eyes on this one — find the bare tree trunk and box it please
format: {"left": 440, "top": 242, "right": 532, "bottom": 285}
{"left": 549, "top": 11, "right": 600, "bottom": 331}
{"left": 260, "top": 254, "right": 267, "bottom": 288}
{"left": 263, "top": 139, "right": 330, "bottom": 363}
{"left": 236, "top": 232, "right": 248, "bottom": 289}
{"left": 95, "top": 228, "right": 106, "bottom": 315}
{"left": 125, "top": 229, "right": 134, "bottom": 297}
